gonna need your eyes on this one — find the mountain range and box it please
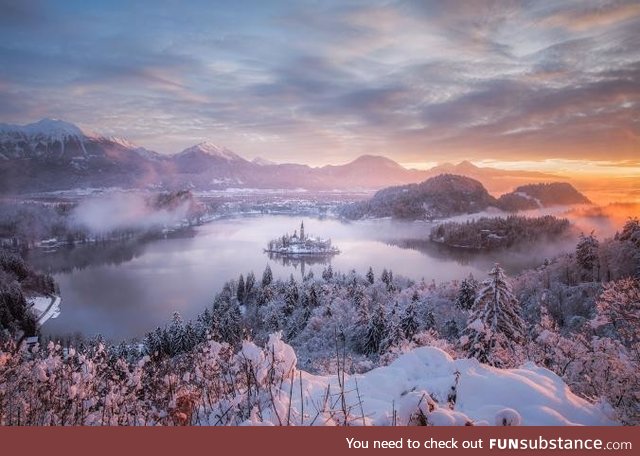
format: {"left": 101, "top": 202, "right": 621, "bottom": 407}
{"left": 0, "top": 119, "right": 561, "bottom": 194}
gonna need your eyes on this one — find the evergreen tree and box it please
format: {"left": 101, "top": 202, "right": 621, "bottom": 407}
{"left": 245, "top": 271, "right": 256, "bottom": 298}
{"left": 366, "top": 267, "right": 375, "bottom": 285}
{"left": 443, "top": 319, "right": 459, "bottom": 339}
{"left": 213, "top": 287, "right": 242, "bottom": 346}
{"left": 261, "top": 264, "right": 273, "bottom": 287}
{"left": 455, "top": 275, "right": 478, "bottom": 310}
{"left": 618, "top": 218, "right": 640, "bottom": 247}
{"left": 283, "top": 275, "right": 299, "bottom": 316}
{"left": 363, "top": 303, "right": 387, "bottom": 355}
{"left": 384, "top": 302, "right": 404, "bottom": 349}
{"left": 237, "top": 274, "right": 245, "bottom": 303}
{"left": 400, "top": 296, "right": 419, "bottom": 340}
{"left": 168, "top": 311, "right": 185, "bottom": 354}
{"left": 322, "top": 264, "right": 333, "bottom": 281}
{"left": 381, "top": 269, "right": 394, "bottom": 291}
{"left": 576, "top": 232, "right": 599, "bottom": 281}
{"left": 381, "top": 268, "right": 390, "bottom": 286}
{"left": 307, "top": 285, "right": 319, "bottom": 308}
{"left": 462, "top": 264, "right": 526, "bottom": 367}
{"left": 196, "top": 308, "right": 213, "bottom": 339}
{"left": 351, "top": 289, "right": 370, "bottom": 353}
{"left": 424, "top": 307, "right": 436, "bottom": 329}
{"left": 143, "top": 328, "right": 161, "bottom": 357}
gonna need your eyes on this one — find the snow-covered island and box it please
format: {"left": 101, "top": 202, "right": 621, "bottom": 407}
{"left": 264, "top": 221, "right": 339, "bottom": 256}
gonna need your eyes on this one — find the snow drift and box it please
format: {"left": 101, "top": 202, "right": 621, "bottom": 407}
{"left": 238, "top": 339, "right": 615, "bottom": 426}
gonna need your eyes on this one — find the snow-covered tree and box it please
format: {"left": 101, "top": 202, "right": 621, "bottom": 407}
{"left": 168, "top": 311, "right": 187, "bottom": 354}
{"left": 283, "top": 275, "right": 299, "bottom": 316}
{"left": 443, "top": 319, "right": 459, "bottom": 340}
{"left": 381, "top": 268, "right": 390, "bottom": 286}
{"left": 455, "top": 275, "right": 478, "bottom": 310}
{"left": 424, "top": 307, "right": 436, "bottom": 330}
{"left": 384, "top": 302, "right": 404, "bottom": 349}
{"left": 245, "top": 272, "right": 256, "bottom": 297}
{"left": 400, "top": 293, "right": 419, "bottom": 340}
{"left": 322, "top": 264, "right": 333, "bottom": 281}
{"left": 366, "top": 267, "right": 375, "bottom": 285}
{"left": 237, "top": 274, "right": 245, "bottom": 303}
{"left": 307, "top": 284, "right": 319, "bottom": 308}
{"left": 261, "top": 264, "right": 273, "bottom": 287}
{"left": 592, "top": 277, "right": 640, "bottom": 349}
{"left": 618, "top": 218, "right": 640, "bottom": 247}
{"left": 462, "top": 264, "right": 526, "bottom": 367}
{"left": 576, "top": 232, "right": 599, "bottom": 282}
{"left": 213, "top": 286, "right": 243, "bottom": 345}
{"left": 363, "top": 302, "right": 387, "bottom": 355}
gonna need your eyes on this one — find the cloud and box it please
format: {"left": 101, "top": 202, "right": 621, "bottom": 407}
{"left": 0, "top": 0, "right": 637, "bottom": 167}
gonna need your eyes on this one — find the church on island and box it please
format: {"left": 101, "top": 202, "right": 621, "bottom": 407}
{"left": 265, "top": 221, "right": 340, "bottom": 256}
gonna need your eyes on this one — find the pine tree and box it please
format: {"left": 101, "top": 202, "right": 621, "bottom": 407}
{"left": 455, "top": 276, "right": 478, "bottom": 310}
{"left": 363, "top": 303, "right": 387, "bottom": 355}
{"left": 196, "top": 308, "right": 213, "bottom": 339}
{"left": 381, "top": 269, "right": 394, "bottom": 291}
{"left": 168, "top": 311, "right": 186, "bottom": 355}
{"left": 400, "top": 296, "right": 419, "bottom": 340}
{"left": 351, "top": 289, "right": 370, "bottom": 353}
{"left": 424, "top": 307, "right": 436, "bottom": 329}
{"left": 322, "top": 264, "right": 333, "bottom": 281}
{"left": 366, "top": 267, "right": 375, "bottom": 285}
{"left": 283, "top": 275, "right": 299, "bottom": 316}
{"left": 576, "top": 232, "right": 599, "bottom": 281}
{"left": 237, "top": 274, "right": 246, "bottom": 304}
{"left": 443, "top": 319, "right": 459, "bottom": 339}
{"left": 245, "top": 271, "right": 256, "bottom": 297}
{"left": 462, "top": 264, "right": 526, "bottom": 367}
{"left": 213, "top": 288, "right": 242, "bottom": 346}
{"left": 262, "top": 264, "right": 273, "bottom": 287}
{"left": 385, "top": 302, "right": 404, "bottom": 349}
{"left": 307, "top": 284, "right": 319, "bottom": 308}
{"left": 618, "top": 218, "right": 640, "bottom": 247}
{"left": 381, "top": 268, "right": 389, "bottom": 286}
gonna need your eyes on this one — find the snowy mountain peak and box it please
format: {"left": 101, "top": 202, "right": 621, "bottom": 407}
{"left": 106, "top": 136, "right": 139, "bottom": 149}
{"left": 180, "top": 142, "right": 243, "bottom": 161}
{"left": 0, "top": 118, "right": 86, "bottom": 142}
{"left": 252, "top": 156, "right": 276, "bottom": 166}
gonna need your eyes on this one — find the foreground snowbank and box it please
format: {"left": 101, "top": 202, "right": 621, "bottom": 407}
{"left": 240, "top": 339, "right": 616, "bottom": 426}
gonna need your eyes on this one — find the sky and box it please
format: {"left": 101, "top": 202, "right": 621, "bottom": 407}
{"left": 0, "top": 0, "right": 638, "bottom": 175}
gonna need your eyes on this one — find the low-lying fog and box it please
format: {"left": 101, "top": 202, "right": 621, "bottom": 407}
{"left": 28, "top": 200, "right": 636, "bottom": 342}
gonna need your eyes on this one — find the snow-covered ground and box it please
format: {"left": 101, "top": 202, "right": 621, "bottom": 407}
{"left": 238, "top": 338, "right": 615, "bottom": 426}
{"left": 28, "top": 295, "right": 61, "bottom": 325}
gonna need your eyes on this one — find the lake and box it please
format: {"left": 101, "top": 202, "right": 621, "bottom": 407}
{"left": 29, "top": 214, "right": 576, "bottom": 341}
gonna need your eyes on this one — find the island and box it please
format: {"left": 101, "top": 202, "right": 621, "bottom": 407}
{"left": 265, "top": 221, "right": 340, "bottom": 256}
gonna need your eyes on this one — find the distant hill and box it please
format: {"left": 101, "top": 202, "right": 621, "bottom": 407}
{"left": 339, "top": 174, "right": 498, "bottom": 220}
{"left": 340, "top": 177, "right": 591, "bottom": 220}
{"left": 498, "top": 183, "right": 591, "bottom": 211}
{"left": 423, "top": 161, "right": 561, "bottom": 194}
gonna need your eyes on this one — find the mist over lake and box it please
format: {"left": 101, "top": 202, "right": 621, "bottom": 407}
{"left": 28, "top": 214, "right": 579, "bottom": 341}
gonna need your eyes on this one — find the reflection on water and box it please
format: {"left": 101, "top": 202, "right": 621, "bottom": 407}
{"left": 266, "top": 252, "right": 330, "bottom": 278}
{"left": 28, "top": 228, "right": 198, "bottom": 274}
{"left": 30, "top": 214, "right": 580, "bottom": 341}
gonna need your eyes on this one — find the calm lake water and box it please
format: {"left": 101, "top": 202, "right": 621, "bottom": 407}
{"left": 29, "top": 214, "right": 576, "bottom": 341}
